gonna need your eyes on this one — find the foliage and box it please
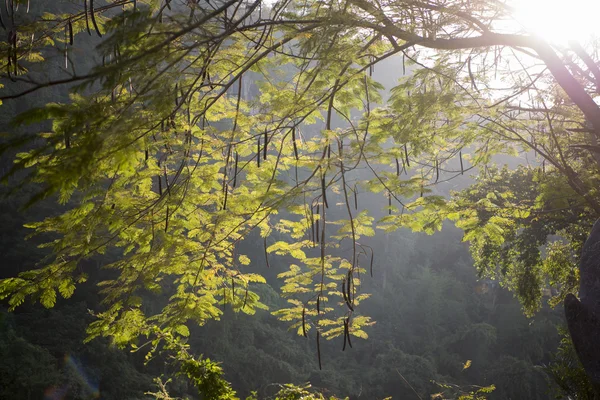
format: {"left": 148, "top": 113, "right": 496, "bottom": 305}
{"left": 2, "top": 0, "right": 600, "bottom": 397}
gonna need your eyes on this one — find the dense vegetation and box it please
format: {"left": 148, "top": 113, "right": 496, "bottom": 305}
{"left": 1, "top": 0, "right": 600, "bottom": 398}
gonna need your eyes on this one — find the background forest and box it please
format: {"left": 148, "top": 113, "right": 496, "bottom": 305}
{"left": 1, "top": 0, "right": 600, "bottom": 399}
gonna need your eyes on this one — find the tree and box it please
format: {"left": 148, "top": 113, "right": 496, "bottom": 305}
{"left": 1, "top": 0, "right": 599, "bottom": 392}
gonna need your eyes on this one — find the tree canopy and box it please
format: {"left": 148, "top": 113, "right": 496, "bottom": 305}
{"left": 1, "top": 0, "right": 600, "bottom": 395}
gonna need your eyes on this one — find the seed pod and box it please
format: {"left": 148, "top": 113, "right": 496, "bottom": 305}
{"left": 369, "top": 249, "right": 374, "bottom": 278}
{"left": 459, "top": 151, "right": 464, "bottom": 175}
{"left": 145, "top": 149, "right": 148, "bottom": 162}
{"left": 263, "top": 130, "right": 267, "bottom": 160}
{"left": 388, "top": 191, "right": 392, "bottom": 215}
{"left": 257, "top": 138, "right": 261, "bottom": 168}
{"left": 90, "top": 0, "right": 102, "bottom": 37}
{"left": 84, "top": 0, "right": 91, "bottom": 35}
{"left": 233, "top": 152, "right": 239, "bottom": 188}
{"left": 158, "top": 176, "right": 163, "bottom": 196}
{"left": 315, "top": 204, "right": 320, "bottom": 243}
{"left": 346, "top": 318, "right": 353, "bottom": 348}
{"left": 404, "top": 144, "right": 410, "bottom": 167}
{"left": 68, "top": 19, "right": 73, "bottom": 45}
{"left": 264, "top": 237, "right": 270, "bottom": 268}
{"left": 346, "top": 270, "right": 352, "bottom": 304}
{"left": 316, "top": 295, "right": 320, "bottom": 314}
{"left": 321, "top": 174, "right": 328, "bottom": 208}
{"left": 402, "top": 54, "right": 406, "bottom": 75}
{"left": 395, "top": 157, "right": 400, "bottom": 176}
{"left": 327, "top": 144, "right": 331, "bottom": 159}
{"left": 232, "top": 277, "right": 235, "bottom": 297}
{"left": 316, "top": 331, "right": 322, "bottom": 370}
{"left": 310, "top": 205, "right": 315, "bottom": 245}
{"left": 354, "top": 187, "right": 358, "bottom": 210}
{"left": 435, "top": 158, "right": 439, "bottom": 183}
{"left": 302, "top": 307, "right": 307, "bottom": 337}
{"left": 292, "top": 128, "right": 299, "bottom": 160}
{"left": 242, "top": 288, "right": 248, "bottom": 309}
{"left": 342, "top": 320, "right": 347, "bottom": 351}
{"left": 165, "top": 206, "right": 169, "bottom": 232}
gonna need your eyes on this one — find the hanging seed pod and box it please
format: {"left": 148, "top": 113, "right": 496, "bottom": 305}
{"left": 233, "top": 152, "right": 239, "bottom": 188}
{"left": 68, "top": 19, "right": 73, "bottom": 45}
{"left": 369, "top": 249, "right": 374, "bottom": 277}
{"left": 342, "top": 319, "right": 348, "bottom": 351}
{"left": 310, "top": 205, "right": 315, "bottom": 245}
{"left": 402, "top": 54, "right": 406, "bottom": 75}
{"left": 459, "top": 151, "right": 464, "bottom": 175}
{"left": 302, "top": 307, "right": 307, "bottom": 337}
{"left": 346, "top": 270, "right": 352, "bottom": 304}
{"left": 395, "top": 157, "right": 400, "bottom": 176}
{"left": 315, "top": 212, "right": 320, "bottom": 243}
{"left": 292, "top": 128, "right": 299, "bottom": 160}
{"left": 346, "top": 318, "right": 353, "bottom": 348}
{"left": 145, "top": 149, "right": 149, "bottom": 162}
{"left": 316, "top": 295, "right": 320, "bottom": 314}
{"left": 222, "top": 183, "right": 228, "bottom": 210}
{"left": 158, "top": 175, "right": 163, "bottom": 196}
{"left": 257, "top": 137, "right": 261, "bottom": 168}
{"left": 84, "top": 0, "right": 91, "bottom": 35}
{"left": 231, "top": 277, "right": 235, "bottom": 297}
{"left": 90, "top": 0, "right": 102, "bottom": 37}
{"left": 404, "top": 144, "right": 410, "bottom": 167}
{"left": 435, "top": 158, "right": 439, "bottom": 183}
{"left": 321, "top": 174, "right": 329, "bottom": 208}
{"left": 242, "top": 288, "right": 248, "bottom": 309}
{"left": 263, "top": 130, "right": 267, "bottom": 160}
{"left": 327, "top": 144, "right": 331, "bottom": 159}
{"left": 264, "top": 237, "right": 270, "bottom": 268}
{"left": 316, "top": 332, "right": 322, "bottom": 370}
{"left": 165, "top": 206, "right": 169, "bottom": 232}
{"left": 388, "top": 191, "right": 392, "bottom": 215}
{"left": 342, "top": 279, "right": 348, "bottom": 303}
{"left": 354, "top": 187, "right": 358, "bottom": 210}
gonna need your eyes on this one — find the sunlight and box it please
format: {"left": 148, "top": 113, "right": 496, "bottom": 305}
{"left": 513, "top": 0, "right": 600, "bottom": 45}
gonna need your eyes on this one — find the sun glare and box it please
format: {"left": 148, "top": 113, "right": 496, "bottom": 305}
{"left": 513, "top": 0, "right": 600, "bottom": 45}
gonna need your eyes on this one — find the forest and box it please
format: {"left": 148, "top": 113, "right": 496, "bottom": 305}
{"left": 1, "top": 0, "right": 600, "bottom": 399}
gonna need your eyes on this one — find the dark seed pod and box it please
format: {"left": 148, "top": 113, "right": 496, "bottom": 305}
{"left": 404, "top": 144, "right": 410, "bottom": 167}
{"left": 346, "top": 270, "right": 352, "bottom": 304}
{"left": 242, "top": 288, "right": 248, "bottom": 309}
{"left": 145, "top": 149, "right": 149, "bottom": 162}
{"left": 165, "top": 206, "right": 169, "bottom": 232}
{"left": 316, "top": 331, "right": 322, "bottom": 370}
{"left": 342, "top": 320, "right": 347, "bottom": 351}
{"left": 264, "top": 237, "right": 270, "bottom": 268}
{"left": 315, "top": 204, "right": 320, "bottom": 243}
{"left": 395, "top": 157, "right": 400, "bottom": 176}
{"left": 90, "top": 0, "right": 102, "bottom": 37}
{"left": 316, "top": 295, "right": 320, "bottom": 314}
{"left": 84, "top": 0, "right": 91, "bottom": 35}
{"left": 321, "top": 175, "right": 328, "bottom": 208}
{"left": 158, "top": 176, "right": 163, "bottom": 196}
{"left": 369, "top": 249, "right": 374, "bottom": 278}
{"left": 388, "top": 192, "right": 392, "bottom": 215}
{"left": 354, "top": 187, "right": 358, "bottom": 210}
{"left": 233, "top": 152, "right": 239, "bottom": 188}
{"left": 263, "top": 130, "right": 267, "bottom": 160}
{"left": 231, "top": 277, "right": 235, "bottom": 297}
{"left": 459, "top": 151, "right": 464, "bottom": 175}
{"left": 302, "top": 307, "right": 307, "bottom": 337}
{"left": 292, "top": 128, "right": 299, "bottom": 160}
{"left": 346, "top": 318, "right": 353, "bottom": 348}
{"left": 257, "top": 138, "right": 260, "bottom": 168}
{"left": 68, "top": 19, "right": 73, "bottom": 45}
{"left": 327, "top": 144, "right": 331, "bottom": 159}
{"left": 435, "top": 158, "right": 439, "bottom": 183}
{"left": 310, "top": 205, "right": 315, "bottom": 245}
{"left": 402, "top": 54, "right": 406, "bottom": 75}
